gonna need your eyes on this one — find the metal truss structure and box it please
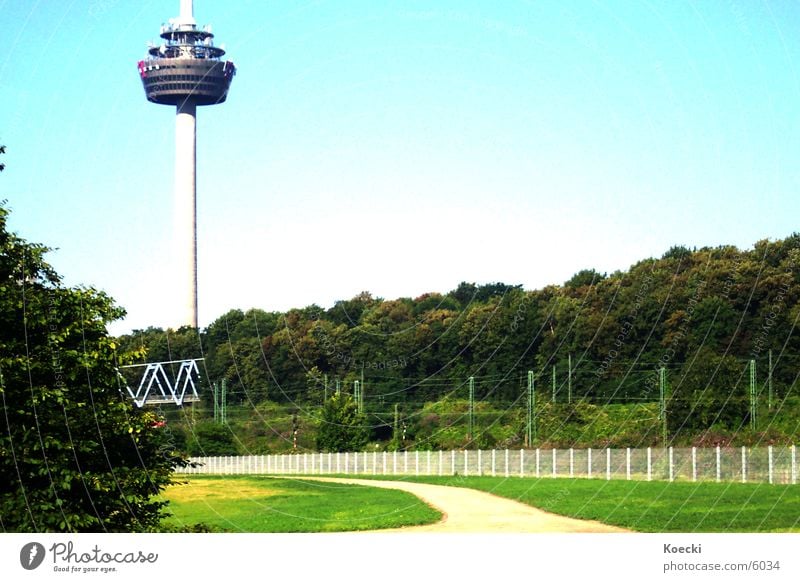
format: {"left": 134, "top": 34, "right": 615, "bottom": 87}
{"left": 118, "top": 358, "right": 203, "bottom": 407}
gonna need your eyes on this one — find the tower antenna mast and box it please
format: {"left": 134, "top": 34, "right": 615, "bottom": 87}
{"left": 138, "top": 0, "right": 236, "bottom": 328}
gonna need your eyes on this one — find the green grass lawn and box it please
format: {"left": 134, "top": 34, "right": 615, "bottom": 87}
{"left": 160, "top": 476, "right": 441, "bottom": 532}
{"left": 351, "top": 475, "right": 800, "bottom": 533}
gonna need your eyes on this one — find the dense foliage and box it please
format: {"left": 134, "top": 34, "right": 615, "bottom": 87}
{"left": 119, "top": 235, "right": 800, "bottom": 448}
{"left": 0, "top": 204, "right": 187, "bottom": 532}
{"left": 316, "top": 393, "right": 369, "bottom": 452}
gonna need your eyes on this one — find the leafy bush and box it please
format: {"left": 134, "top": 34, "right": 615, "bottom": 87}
{"left": 185, "top": 421, "right": 239, "bottom": 456}
{"left": 316, "top": 393, "right": 368, "bottom": 452}
{"left": 0, "top": 204, "right": 188, "bottom": 532}
{"left": 668, "top": 349, "right": 749, "bottom": 434}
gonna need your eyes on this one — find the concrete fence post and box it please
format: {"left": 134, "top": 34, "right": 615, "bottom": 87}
{"left": 741, "top": 446, "right": 747, "bottom": 483}
{"left": 768, "top": 446, "right": 774, "bottom": 484}
{"left": 626, "top": 448, "right": 631, "bottom": 481}
{"left": 668, "top": 447, "right": 674, "bottom": 482}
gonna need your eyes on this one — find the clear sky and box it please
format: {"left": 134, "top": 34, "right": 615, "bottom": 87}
{"left": 1, "top": 0, "right": 799, "bottom": 335}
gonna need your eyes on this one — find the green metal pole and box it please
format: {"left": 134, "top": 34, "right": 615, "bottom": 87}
{"left": 221, "top": 378, "right": 227, "bottom": 425}
{"left": 324, "top": 374, "right": 328, "bottom": 403}
{"left": 768, "top": 349, "right": 773, "bottom": 411}
{"left": 532, "top": 372, "right": 537, "bottom": 442}
{"left": 750, "top": 359, "right": 757, "bottom": 430}
{"left": 213, "top": 382, "right": 219, "bottom": 423}
{"left": 525, "top": 373, "right": 530, "bottom": 446}
{"left": 394, "top": 403, "right": 399, "bottom": 443}
{"left": 527, "top": 370, "right": 535, "bottom": 445}
{"left": 552, "top": 365, "right": 556, "bottom": 403}
{"left": 336, "top": 377, "right": 341, "bottom": 395}
{"left": 749, "top": 362, "right": 753, "bottom": 430}
{"left": 354, "top": 380, "right": 361, "bottom": 413}
{"left": 468, "top": 376, "right": 475, "bottom": 443}
{"left": 568, "top": 353, "right": 572, "bottom": 404}
{"left": 659, "top": 367, "right": 667, "bottom": 445}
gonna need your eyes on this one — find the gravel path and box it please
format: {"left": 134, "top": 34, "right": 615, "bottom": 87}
{"left": 295, "top": 477, "right": 629, "bottom": 533}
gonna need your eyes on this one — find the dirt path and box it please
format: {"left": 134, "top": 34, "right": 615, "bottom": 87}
{"left": 294, "top": 477, "right": 628, "bottom": 533}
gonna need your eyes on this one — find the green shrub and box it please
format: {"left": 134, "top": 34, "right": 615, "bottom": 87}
{"left": 316, "top": 393, "right": 368, "bottom": 452}
{"left": 185, "top": 421, "right": 239, "bottom": 456}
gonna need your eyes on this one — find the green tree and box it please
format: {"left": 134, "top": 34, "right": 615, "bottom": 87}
{"left": 0, "top": 204, "right": 187, "bottom": 532}
{"left": 668, "top": 349, "right": 748, "bottom": 434}
{"left": 326, "top": 292, "right": 376, "bottom": 327}
{"left": 115, "top": 325, "right": 201, "bottom": 364}
{"left": 565, "top": 268, "right": 606, "bottom": 289}
{"left": 662, "top": 245, "right": 693, "bottom": 261}
{"left": 185, "top": 422, "right": 238, "bottom": 456}
{"left": 315, "top": 393, "right": 368, "bottom": 452}
{"left": 449, "top": 281, "right": 478, "bottom": 307}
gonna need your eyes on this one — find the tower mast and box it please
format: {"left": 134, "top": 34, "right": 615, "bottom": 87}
{"left": 138, "top": 0, "right": 236, "bottom": 328}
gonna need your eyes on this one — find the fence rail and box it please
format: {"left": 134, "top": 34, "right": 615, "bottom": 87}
{"left": 178, "top": 445, "right": 798, "bottom": 485}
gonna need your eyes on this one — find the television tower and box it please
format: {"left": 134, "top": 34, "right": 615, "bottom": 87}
{"left": 138, "top": 0, "right": 235, "bottom": 328}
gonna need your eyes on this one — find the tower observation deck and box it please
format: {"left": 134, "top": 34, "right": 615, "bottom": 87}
{"left": 138, "top": 0, "right": 235, "bottom": 328}
{"left": 138, "top": 5, "right": 235, "bottom": 106}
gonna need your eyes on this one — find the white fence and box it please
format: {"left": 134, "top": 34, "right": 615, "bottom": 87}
{"left": 177, "top": 445, "right": 798, "bottom": 485}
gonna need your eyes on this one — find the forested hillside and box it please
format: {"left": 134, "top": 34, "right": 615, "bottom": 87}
{"left": 117, "top": 236, "right": 800, "bottom": 451}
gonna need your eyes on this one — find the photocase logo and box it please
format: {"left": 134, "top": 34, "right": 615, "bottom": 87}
{"left": 20, "top": 542, "right": 46, "bottom": 570}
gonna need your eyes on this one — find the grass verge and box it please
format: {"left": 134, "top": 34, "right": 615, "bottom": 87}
{"left": 347, "top": 475, "right": 800, "bottom": 532}
{"left": 160, "top": 475, "right": 441, "bottom": 532}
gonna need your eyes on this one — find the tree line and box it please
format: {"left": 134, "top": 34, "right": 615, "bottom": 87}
{"left": 118, "top": 235, "right": 800, "bottom": 437}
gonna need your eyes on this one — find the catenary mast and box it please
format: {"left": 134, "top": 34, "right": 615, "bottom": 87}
{"left": 138, "top": 0, "right": 235, "bottom": 328}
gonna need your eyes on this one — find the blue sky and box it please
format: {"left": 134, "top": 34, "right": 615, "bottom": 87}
{"left": 1, "top": 0, "right": 799, "bottom": 334}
